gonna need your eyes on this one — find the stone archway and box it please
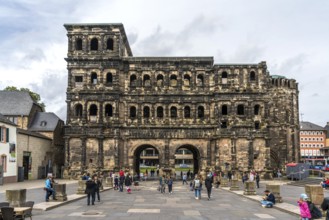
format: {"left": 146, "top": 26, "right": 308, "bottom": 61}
{"left": 133, "top": 144, "right": 160, "bottom": 175}
{"left": 175, "top": 145, "right": 200, "bottom": 176}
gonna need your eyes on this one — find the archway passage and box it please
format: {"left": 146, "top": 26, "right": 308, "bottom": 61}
{"left": 134, "top": 145, "right": 159, "bottom": 177}
{"left": 175, "top": 145, "right": 200, "bottom": 178}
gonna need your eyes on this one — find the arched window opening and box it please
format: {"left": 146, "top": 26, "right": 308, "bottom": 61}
{"left": 157, "top": 106, "right": 164, "bottom": 118}
{"left": 197, "top": 74, "right": 204, "bottom": 86}
{"left": 105, "top": 104, "right": 113, "bottom": 117}
{"left": 197, "top": 106, "right": 204, "bottom": 118}
{"left": 183, "top": 74, "right": 191, "bottom": 86}
{"left": 255, "top": 121, "right": 260, "bottom": 130}
{"left": 106, "top": 38, "right": 114, "bottom": 50}
{"left": 106, "top": 73, "right": 113, "bottom": 84}
{"left": 170, "top": 75, "right": 177, "bottom": 86}
{"left": 221, "top": 121, "right": 227, "bottom": 129}
{"left": 91, "top": 72, "right": 98, "bottom": 84}
{"left": 75, "top": 104, "right": 83, "bottom": 117}
{"left": 76, "top": 39, "right": 83, "bottom": 51}
{"left": 157, "top": 74, "right": 164, "bottom": 86}
{"left": 143, "top": 106, "right": 150, "bottom": 118}
{"left": 89, "top": 104, "right": 98, "bottom": 116}
{"left": 130, "top": 106, "right": 137, "bottom": 118}
{"left": 222, "top": 71, "right": 228, "bottom": 84}
{"left": 250, "top": 71, "right": 256, "bottom": 81}
{"left": 222, "top": 105, "right": 228, "bottom": 115}
{"left": 184, "top": 106, "right": 191, "bottom": 118}
{"left": 237, "top": 104, "right": 244, "bottom": 115}
{"left": 90, "top": 38, "right": 98, "bottom": 51}
{"left": 170, "top": 106, "right": 177, "bottom": 118}
{"left": 143, "top": 75, "right": 151, "bottom": 87}
{"left": 254, "top": 105, "right": 260, "bottom": 115}
{"left": 130, "top": 75, "right": 137, "bottom": 87}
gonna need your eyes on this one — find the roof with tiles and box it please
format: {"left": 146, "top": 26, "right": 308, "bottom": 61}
{"left": 29, "top": 112, "right": 63, "bottom": 132}
{"left": 0, "top": 91, "right": 37, "bottom": 116}
{"left": 300, "top": 121, "right": 325, "bottom": 131}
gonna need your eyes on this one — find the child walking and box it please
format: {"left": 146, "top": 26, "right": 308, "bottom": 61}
{"left": 298, "top": 193, "right": 311, "bottom": 220}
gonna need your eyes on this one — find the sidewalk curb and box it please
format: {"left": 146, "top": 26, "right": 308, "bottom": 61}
{"left": 34, "top": 187, "right": 113, "bottom": 211}
{"left": 220, "top": 187, "right": 301, "bottom": 217}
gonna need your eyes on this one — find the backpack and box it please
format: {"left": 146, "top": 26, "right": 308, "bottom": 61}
{"left": 195, "top": 179, "right": 200, "bottom": 188}
{"left": 307, "top": 201, "right": 322, "bottom": 219}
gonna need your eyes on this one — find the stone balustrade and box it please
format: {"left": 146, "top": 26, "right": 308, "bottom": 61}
{"left": 230, "top": 179, "right": 240, "bottom": 191}
{"left": 221, "top": 178, "right": 229, "bottom": 187}
{"left": 76, "top": 180, "right": 87, "bottom": 194}
{"left": 305, "top": 184, "right": 324, "bottom": 206}
{"left": 243, "top": 181, "right": 256, "bottom": 195}
{"left": 104, "top": 177, "right": 113, "bottom": 187}
{"left": 6, "top": 189, "right": 26, "bottom": 207}
{"left": 53, "top": 183, "right": 67, "bottom": 201}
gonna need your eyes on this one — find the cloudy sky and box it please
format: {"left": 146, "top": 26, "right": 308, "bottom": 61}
{"left": 0, "top": 0, "right": 328, "bottom": 126}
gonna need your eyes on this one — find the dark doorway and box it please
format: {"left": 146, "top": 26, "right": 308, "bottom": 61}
{"left": 175, "top": 145, "right": 200, "bottom": 176}
{"left": 134, "top": 145, "right": 159, "bottom": 176}
{"left": 23, "top": 153, "right": 31, "bottom": 180}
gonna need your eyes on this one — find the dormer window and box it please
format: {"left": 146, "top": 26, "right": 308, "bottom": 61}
{"left": 40, "top": 121, "right": 47, "bottom": 127}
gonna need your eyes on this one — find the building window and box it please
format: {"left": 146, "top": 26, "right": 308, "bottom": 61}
{"left": 222, "top": 71, "right": 228, "bottom": 84}
{"left": 75, "top": 104, "right": 83, "bottom": 117}
{"left": 170, "top": 75, "right": 177, "bottom": 87}
{"left": 130, "top": 75, "right": 137, "bottom": 87}
{"left": 237, "top": 104, "right": 244, "bottom": 115}
{"left": 170, "top": 107, "right": 177, "bottom": 118}
{"left": 75, "top": 76, "right": 83, "bottom": 83}
{"left": 250, "top": 71, "right": 256, "bottom": 81}
{"left": 105, "top": 104, "right": 113, "bottom": 117}
{"left": 143, "top": 106, "right": 150, "bottom": 118}
{"left": 91, "top": 72, "right": 98, "bottom": 84}
{"left": 40, "top": 121, "right": 47, "bottom": 127}
{"left": 76, "top": 38, "right": 83, "bottom": 50}
{"left": 0, "top": 127, "right": 9, "bottom": 143}
{"left": 183, "top": 74, "right": 190, "bottom": 86}
{"left": 157, "top": 75, "right": 164, "bottom": 86}
{"left": 106, "top": 73, "right": 113, "bottom": 84}
{"left": 197, "top": 106, "right": 204, "bottom": 118}
{"left": 255, "top": 121, "right": 260, "bottom": 130}
{"left": 221, "top": 121, "right": 227, "bottom": 128}
{"left": 157, "top": 107, "right": 164, "bottom": 118}
{"left": 107, "top": 38, "right": 114, "bottom": 50}
{"left": 143, "top": 75, "right": 151, "bottom": 87}
{"left": 254, "top": 105, "right": 260, "bottom": 115}
{"left": 89, "top": 104, "right": 98, "bottom": 116}
{"left": 197, "top": 74, "right": 204, "bottom": 86}
{"left": 184, "top": 106, "right": 191, "bottom": 118}
{"left": 0, "top": 155, "right": 7, "bottom": 173}
{"left": 130, "top": 106, "right": 137, "bottom": 118}
{"left": 90, "top": 38, "right": 98, "bottom": 51}
{"left": 222, "top": 105, "right": 228, "bottom": 115}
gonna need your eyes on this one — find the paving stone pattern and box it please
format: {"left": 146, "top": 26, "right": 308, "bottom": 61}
{"left": 29, "top": 181, "right": 296, "bottom": 220}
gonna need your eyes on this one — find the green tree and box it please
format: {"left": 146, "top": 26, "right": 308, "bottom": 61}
{"left": 3, "top": 86, "right": 46, "bottom": 110}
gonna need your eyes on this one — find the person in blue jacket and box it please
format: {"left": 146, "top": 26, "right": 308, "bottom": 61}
{"left": 260, "top": 189, "right": 276, "bottom": 208}
{"left": 45, "top": 176, "right": 57, "bottom": 202}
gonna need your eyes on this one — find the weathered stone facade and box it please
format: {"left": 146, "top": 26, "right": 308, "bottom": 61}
{"left": 64, "top": 23, "right": 300, "bottom": 178}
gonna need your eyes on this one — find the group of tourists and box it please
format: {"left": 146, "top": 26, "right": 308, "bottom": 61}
{"left": 242, "top": 170, "right": 260, "bottom": 188}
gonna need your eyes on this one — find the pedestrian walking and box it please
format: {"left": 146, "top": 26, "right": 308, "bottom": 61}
{"left": 205, "top": 174, "right": 213, "bottom": 200}
{"left": 85, "top": 177, "right": 96, "bottom": 205}
{"left": 161, "top": 175, "right": 166, "bottom": 193}
{"left": 119, "top": 174, "right": 125, "bottom": 192}
{"left": 182, "top": 173, "right": 187, "bottom": 185}
{"left": 255, "top": 172, "right": 260, "bottom": 188}
{"left": 114, "top": 175, "right": 119, "bottom": 190}
{"left": 298, "top": 193, "right": 311, "bottom": 220}
{"left": 193, "top": 175, "right": 202, "bottom": 200}
{"left": 167, "top": 176, "right": 173, "bottom": 194}
{"left": 94, "top": 175, "right": 102, "bottom": 202}
{"left": 242, "top": 172, "right": 248, "bottom": 184}
{"left": 125, "top": 174, "right": 132, "bottom": 193}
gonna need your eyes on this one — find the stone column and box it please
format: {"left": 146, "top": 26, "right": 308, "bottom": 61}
{"left": 98, "top": 136, "right": 104, "bottom": 168}
{"left": 305, "top": 184, "right": 324, "bottom": 206}
{"left": 266, "top": 184, "right": 282, "bottom": 203}
{"left": 64, "top": 137, "right": 70, "bottom": 167}
{"left": 230, "top": 179, "right": 240, "bottom": 191}
{"left": 6, "top": 189, "right": 26, "bottom": 207}
{"left": 81, "top": 137, "right": 87, "bottom": 171}
{"left": 76, "top": 180, "right": 87, "bottom": 194}
{"left": 243, "top": 181, "right": 257, "bottom": 195}
{"left": 53, "top": 183, "right": 67, "bottom": 201}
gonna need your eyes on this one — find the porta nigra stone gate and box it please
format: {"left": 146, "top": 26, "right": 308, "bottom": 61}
{"left": 63, "top": 23, "right": 300, "bottom": 178}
